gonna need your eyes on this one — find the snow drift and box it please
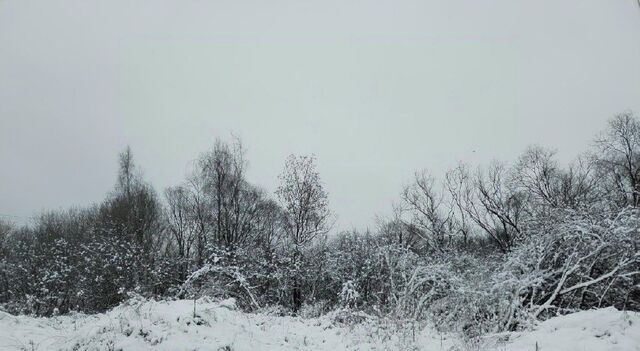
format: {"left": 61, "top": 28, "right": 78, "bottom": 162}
{"left": 487, "top": 307, "right": 640, "bottom": 351}
{"left": 0, "top": 298, "right": 638, "bottom": 351}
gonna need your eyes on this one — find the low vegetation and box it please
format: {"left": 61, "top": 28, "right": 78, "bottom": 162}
{"left": 1, "top": 112, "right": 639, "bottom": 341}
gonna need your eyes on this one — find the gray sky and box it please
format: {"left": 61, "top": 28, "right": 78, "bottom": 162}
{"left": 1, "top": 0, "right": 639, "bottom": 230}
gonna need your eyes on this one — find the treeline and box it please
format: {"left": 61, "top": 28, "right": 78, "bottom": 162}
{"left": 1, "top": 113, "right": 639, "bottom": 336}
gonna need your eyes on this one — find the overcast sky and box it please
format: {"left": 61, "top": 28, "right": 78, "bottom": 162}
{"left": 1, "top": 0, "right": 639, "bottom": 230}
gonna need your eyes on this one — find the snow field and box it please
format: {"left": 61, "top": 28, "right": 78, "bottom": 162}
{"left": 1, "top": 298, "right": 638, "bottom": 351}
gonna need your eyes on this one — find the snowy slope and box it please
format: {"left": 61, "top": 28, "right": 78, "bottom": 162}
{"left": 0, "top": 298, "right": 455, "bottom": 351}
{"left": 1, "top": 299, "right": 638, "bottom": 351}
{"left": 490, "top": 307, "right": 640, "bottom": 351}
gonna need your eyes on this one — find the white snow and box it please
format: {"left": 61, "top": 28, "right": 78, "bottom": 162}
{"left": 487, "top": 307, "right": 640, "bottom": 351}
{"left": 0, "top": 297, "right": 455, "bottom": 351}
{"left": 1, "top": 299, "right": 638, "bottom": 351}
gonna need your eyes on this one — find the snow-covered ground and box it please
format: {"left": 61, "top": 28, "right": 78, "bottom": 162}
{"left": 486, "top": 307, "right": 640, "bottom": 351}
{"left": 1, "top": 298, "right": 638, "bottom": 351}
{"left": 0, "top": 298, "right": 457, "bottom": 351}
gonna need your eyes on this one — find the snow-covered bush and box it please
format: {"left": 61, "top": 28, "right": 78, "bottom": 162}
{"left": 298, "top": 300, "right": 332, "bottom": 318}
{"left": 179, "top": 262, "right": 261, "bottom": 310}
{"left": 394, "top": 252, "right": 509, "bottom": 337}
{"left": 339, "top": 280, "right": 361, "bottom": 308}
{"left": 501, "top": 206, "right": 640, "bottom": 320}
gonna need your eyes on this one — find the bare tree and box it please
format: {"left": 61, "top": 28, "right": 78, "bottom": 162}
{"left": 473, "top": 162, "right": 527, "bottom": 252}
{"left": 195, "top": 137, "right": 261, "bottom": 251}
{"left": 276, "top": 155, "right": 332, "bottom": 247}
{"left": 164, "top": 185, "right": 196, "bottom": 278}
{"left": 117, "top": 146, "right": 136, "bottom": 202}
{"left": 0, "top": 218, "right": 13, "bottom": 259}
{"left": 513, "top": 146, "right": 599, "bottom": 211}
{"left": 560, "top": 156, "right": 600, "bottom": 208}
{"left": 448, "top": 162, "right": 527, "bottom": 253}
{"left": 400, "top": 170, "right": 452, "bottom": 252}
{"left": 185, "top": 171, "right": 212, "bottom": 266}
{"left": 250, "top": 198, "right": 283, "bottom": 256}
{"left": 101, "top": 147, "right": 161, "bottom": 256}
{"left": 444, "top": 163, "right": 474, "bottom": 244}
{"left": 276, "top": 154, "right": 332, "bottom": 311}
{"left": 376, "top": 205, "right": 426, "bottom": 253}
{"left": 513, "top": 146, "right": 562, "bottom": 208}
{"left": 594, "top": 112, "right": 640, "bottom": 207}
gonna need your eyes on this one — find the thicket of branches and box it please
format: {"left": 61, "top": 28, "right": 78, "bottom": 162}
{"left": 1, "top": 113, "right": 639, "bottom": 336}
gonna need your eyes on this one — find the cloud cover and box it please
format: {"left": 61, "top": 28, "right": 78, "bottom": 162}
{"left": 1, "top": 0, "right": 639, "bottom": 229}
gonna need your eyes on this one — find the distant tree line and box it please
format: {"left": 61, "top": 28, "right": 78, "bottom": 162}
{"left": 0, "top": 113, "right": 638, "bottom": 336}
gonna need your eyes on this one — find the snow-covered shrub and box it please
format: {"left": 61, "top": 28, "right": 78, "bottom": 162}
{"left": 406, "top": 253, "right": 507, "bottom": 337}
{"left": 0, "top": 232, "right": 82, "bottom": 316}
{"left": 75, "top": 233, "right": 147, "bottom": 313}
{"left": 501, "top": 206, "right": 640, "bottom": 320}
{"left": 425, "top": 206, "right": 639, "bottom": 336}
{"left": 298, "top": 300, "right": 332, "bottom": 318}
{"left": 179, "top": 262, "right": 261, "bottom": 310}
{"left": 339, "top": 280, "right": 360, "bottom": 308}
{"left": 319, "top": 231, "right": 383, "bottom": 309}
